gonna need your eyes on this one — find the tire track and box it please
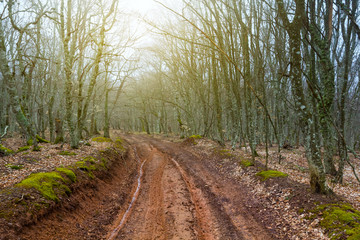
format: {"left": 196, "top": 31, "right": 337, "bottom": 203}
{"left": 108, "top": 135, "right": 272, "bottom": 240}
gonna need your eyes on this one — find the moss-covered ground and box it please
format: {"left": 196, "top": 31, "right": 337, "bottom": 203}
{"left": 256, "top": 170, "right": 288, "bottom": 181}
{"left": 239, "top": 160, "right": 254, "bottom": 168}
{"left": 92, "top": 137, "right": 113, "bottom": 142}
{"left": 56, "top": 168, "right": 77, "bottom": 182}
{"left": 17, "top": 146, "right": 31, "bottom": 152}
{"left": 6, "top": 164, "right": 24, "bottom": 170}
{"left": 16, "top": 172, "right": 71, "bottom": 202}
{"left": 308, "top": 203, "right": 360, "bottom": 239}
{"left": 0, "top": 144, "right": 14, "bottom": 155}
{"left": 59, "top": 151, "right": 77, "bottom": 156}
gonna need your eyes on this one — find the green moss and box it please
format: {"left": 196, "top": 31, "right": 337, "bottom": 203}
{"left": 27, "top": 135, "right": 50, "bottom": 145}
{"left": 27, "top": 138, "right": 34, "bottom": 146}
{"left": 0, "top": 210, "right": 7, "bottom": 218}
{"left": 6, "top": 164, "right": 24, "bottom": 170}
{"left": 75, "top": 156, "right": 97, "bottom": 178}
{"left": 92, "top": 137, "right": 113, "bottom": 142}
{"left": 240, "top": 160, "right": 254, "bottom": 168}
{"left": 16, "top": 172, "right": 71, "bottom": 202}
{"left": 256, "top": 170, "right": 288, "bottom": 181}
{"left": 309, "top": 203, "right": 360, "bottom": 240}
{"left": 54, "top": 136, "right": 64, "bottom": 144}
{"left": 214, "top": 148, "right": 235, "bottom": 158}
{"left": 0, "top": 144, "right": 14, "bottom": 155}
{"left": 32, "top": 145, "right": 42, "bottom": 152}
{"left": 17, "top": 146, "right": 31, "bottom": 152}
{"left": 83, "top": 156, "right": 96, "bottom": 164}
{"left": 59, "top": 151, "right": 77, "bottom": 156}
{"left": 114, "top": 138, "right": 125, "bottom": 151}
{"left": 189, "top": 135, "right": 202, "bottom": 139}
{"left": 56, "top": 168, "right": 76, "bottom": 182}
{"left": 100, "top": 157, "right": 108, "bottom": 169}
{"left": 36, "top": 135, "right": 50, "bottom": 143}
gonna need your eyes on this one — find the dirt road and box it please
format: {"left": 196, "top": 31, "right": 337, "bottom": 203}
{"left": 19, "top": 135, "right": 273, "bottom": 240}
{"left": 107, "top": 135, "right": 272, "bottom": 240}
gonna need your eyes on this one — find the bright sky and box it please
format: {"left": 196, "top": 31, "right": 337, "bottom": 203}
{"left": 121, "top": 0, "right": 179, "bottom": 19}
{"left": 124, "top": 0, "right": 158, "bottom": 15}
{"left": 119, "top": 0, "right": 181, "bottom": 49}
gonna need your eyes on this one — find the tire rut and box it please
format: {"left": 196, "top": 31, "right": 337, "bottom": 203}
{"left": 132, "top": 135, "right": 273, "bottom": 240}
{"left": 112, "top": 142, "right": 198, "bottom": 240}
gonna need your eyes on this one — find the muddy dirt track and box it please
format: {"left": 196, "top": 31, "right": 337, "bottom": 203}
{"left": 19, "top": 135, "right": 274, "bottom": 240}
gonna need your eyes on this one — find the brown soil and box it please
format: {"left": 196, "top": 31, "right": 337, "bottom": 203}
{"left": 110, "top": 135, "right": 271, "bottom": 240}
{"left": 2, "top": 134, "right": 337, "bottom": 239}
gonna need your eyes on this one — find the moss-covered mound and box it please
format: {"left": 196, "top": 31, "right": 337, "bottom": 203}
{"left": 308, "top": 203, "right": 360, "bottom": 240}
{"left": 182, "top": 135, "right": 202, "bottom": 145}
{"left": 75, "top": 156, "right": 98, "bottom": 178}
{"left": 92, "top": 137, "right": 113, "bottom": 142}
{"left": 0, "top": 144, "right": 14, "bottom": 156}
{"left": 56, "top": 168, "right": 77, "bottom": 182}
{"left": 16, "top": 172, "right": 71, "bottom": 202}
{"left": 190, "top": 135, "right": 202, "bottom": 139}
{"left": 0, "top": 139, "right": 128, "bottom": 239}
{"left": 256, "top": 170, "right": 288, "bottom": 181}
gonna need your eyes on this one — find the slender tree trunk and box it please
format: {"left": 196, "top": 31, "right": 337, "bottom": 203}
{"left": 0, "top": 19, "right": 37, "bottom": 147}
{"left": 276, "top": 0, "right": 330, "bottom": 194}
{"left": 336, "top": 0, "right": 355, "bottom": 182}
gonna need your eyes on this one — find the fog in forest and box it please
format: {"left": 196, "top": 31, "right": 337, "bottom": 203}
{"left": 0, "top": 0, "right": 359, "bottom": 192}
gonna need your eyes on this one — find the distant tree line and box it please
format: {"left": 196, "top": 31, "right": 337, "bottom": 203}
{"left": 0, "top": 0, "right": 137, "bottom": 148}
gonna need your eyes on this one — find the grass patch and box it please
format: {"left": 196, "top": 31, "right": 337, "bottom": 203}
{"left": 59, "top": 151, "right": 77, "bottom": 156}
{"left": 256, "top": 170, "right": 288, "bottom": 181}
{"left": 92, "top": 137, "right": 113, "bottom": 142}
{"left": 16, "top": 172, "right": 71, "bottom": 202}
{"left": 308, "top": 203, "right": 360, "bottom": 239}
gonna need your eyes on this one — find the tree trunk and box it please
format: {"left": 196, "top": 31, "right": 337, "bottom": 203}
{"left": 276, "top": 0, "right": 330, "bottom": 194}
{"left": 0, "top": 19, "right": 37, "bottom": 147}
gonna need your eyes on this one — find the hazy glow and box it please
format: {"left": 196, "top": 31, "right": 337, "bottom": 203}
{"left": 121, "top": 0, "right": 180, "bottom": 20}
{"left": 119, "top": 0, "right": 180, "bottom": 49}
{"left": 124, "top": 0, "right": 158, "bottom": 15}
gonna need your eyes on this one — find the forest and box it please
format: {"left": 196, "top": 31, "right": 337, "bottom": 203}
{"left": 0, "top": 0, "right": 359, "bottom": 196}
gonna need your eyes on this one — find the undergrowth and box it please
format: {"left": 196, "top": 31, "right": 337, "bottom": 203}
{"left": 308, "top": 203, "right": 360, "bottom": 239}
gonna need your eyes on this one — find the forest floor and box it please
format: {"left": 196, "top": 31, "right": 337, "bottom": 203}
{"left": 0, "top": 132, "right": 359, "bottom": 239}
